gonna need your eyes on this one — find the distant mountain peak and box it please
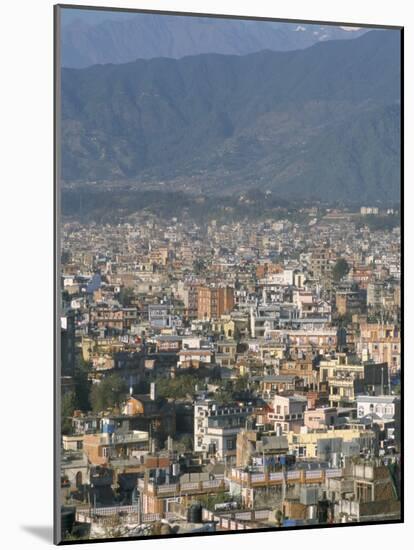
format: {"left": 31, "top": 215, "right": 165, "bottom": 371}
{"left": 60, "top": 12, "right": 368, "bottom": 68}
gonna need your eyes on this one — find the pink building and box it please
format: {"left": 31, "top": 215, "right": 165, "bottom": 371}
{"left": 304, "top": 407, "right": 338, "bottom": 430}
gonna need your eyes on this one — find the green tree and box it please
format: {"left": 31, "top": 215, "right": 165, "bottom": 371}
{"left": 275, "top": 509, "right": 284, "bottom": 527}
{"left": 154, "top": 374, "right": 196, "bottom": 399}
{"left": 215, "top": 384, "right": 233, "bottom": 405}
{"left": 61, "top": 249, "right": 71, "bottom": 265}
{"left": 118, "top": 287, "right": 135, "bottom": 307}
{"left": 197, "top": 492, "right": 239, "bottom": 510}
{"left": 358, "top": 215, "right": 400, "bottom": 232}
{"left": 90, "top": 374, "right": 127, "bottom": 413}
{"left": 179, "top": 434, "right": 194, "bottom": 451}
{"left": 392, "top": 384, "right": 401, "bottom": 395}
{"left": 234, "top": 375, "right": 250, "bottom": 393}
{"left": 332, "top": 258, "right": 350, "bottom": 282}
{"left": 61, "top": 391, "right": 77, "bottom": 435}
{"left": 74, "top": 355, "right": 91, "bottom": 411}
{"left": 193, "top": 259, "right": 207, "bottom": 275}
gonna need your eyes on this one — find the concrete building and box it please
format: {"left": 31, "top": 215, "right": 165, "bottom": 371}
{"left": 287, "top": 427, "right": 375, "bottom": 459}
{"left": 268, "top": 395, "right": 308, "bottom": 434}
{"left": 304, "top": 407, "right": 338, "bottom": 430}
{"left": 236, "top": 428, "right": 289, "bottom": 468}
{"left": 194, "top": 400, "right": 254, "bottom": 460}
{"left": 356, "top": 395, "right": 401, "bottom": 450}
{"left": 197, "top": 286, "right": 234, "bottom": 320}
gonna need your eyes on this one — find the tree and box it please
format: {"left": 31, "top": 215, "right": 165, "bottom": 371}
{"left": 275, "top": 509, "right": 284, "bottom": 527}
{"left": 90, "top": 374, "right": 127, "bottom": 413}
{"left": 154, "top": 374, "right": 196, "bottom": 399}
{"left": 179, "top": 435, "right": 193, "bottom": 451}
{"left": 197, "top": 491, "right": 239, "bottom": 511}
{"left": 118, "top": 286, "right": 135, "bottom": 307}
{"left": 74, "top": 355, "right": 91, "bottom": 411}
{"left": 215, "top": 386, "right": 233, "bottom": 405}
{"left": 233, "top": 375, "right": 250, "bottom": 393}
{"left": 169, "top": 434, "right": 194, "bottom": 452}
{"left": 193, "top": 258, "right": 208, "bottom": 275}
{"left": 332, "top": 258, "right": 350, "bottom": 282}
{"left": 61, "top": 391, "right": 77, "bottom": 435}
{"left": 61, "top": 249, "right": 71, "bottom": 265}
{"left": 358, "top": 214, "right": 400, "bottom": 232}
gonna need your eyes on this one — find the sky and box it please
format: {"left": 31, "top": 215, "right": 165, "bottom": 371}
{"left": 61, "top": 9, "right": 136, "bottom": 26}
{"left": 59, "top": 6, "right": 373, "bottom": 71}
{"left": 60, "top": 7, "right": 363, "bottom": 31}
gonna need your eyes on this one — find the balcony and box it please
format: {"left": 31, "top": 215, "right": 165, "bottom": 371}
{"left": 142, "top": 478, "right": 227, "bottom": 497}
{"left": 91, "top": 431, "right": 149, "bottom": 446}
{"left": 228, "top": 467, "right": 343, "bottom": 488}
{"left": 112, "top": 431, "right": 149, "bottom": 445}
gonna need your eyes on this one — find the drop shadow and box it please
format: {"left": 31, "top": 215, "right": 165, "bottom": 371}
{"left": 21, "top": 525, "right": 54, "bottom": 543}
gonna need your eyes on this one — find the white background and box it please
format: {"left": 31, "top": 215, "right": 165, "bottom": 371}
{"left": 1, "top": 0, "right": 412, "bottom": 548}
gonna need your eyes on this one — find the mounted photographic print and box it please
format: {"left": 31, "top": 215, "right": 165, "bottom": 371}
{"left": 54, "top": 4, "right": 403, "bottom": 544}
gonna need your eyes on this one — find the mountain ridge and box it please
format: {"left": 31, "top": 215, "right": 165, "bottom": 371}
{"left": 61, "top": 30, "right": 401, "bottom": 203}
{"left": 61, "top": 13, "right": 367, "bottom": 68}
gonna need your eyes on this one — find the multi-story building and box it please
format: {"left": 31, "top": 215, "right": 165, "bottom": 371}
{"left": 336, "top": 289, "right": 366, "bottom": 317}
{"left": 194, "top": 400, "right": 254, "bottom": 460}
{"left": 236, "top": 428, "right": 289, "bottom": 468}
{"left": 310, "top": 246, "right": 335, "bottom": 284}
{"left": 304, "top": 407, "right": 339, "bottom": 430}
{"left": 279, "top": 359, "right": 316, "bottom": 387}
{"left": 356, "top": 395, "right": 401, "bottom": 450}
{"left": 287, "top": 427, "right": 375, "bottom": 459}
{"left": 197, "top": 286, "right": 234, "bottom": 320}
{"left": 357, "top": 323, "right": 401, "bottom": 374}
{"left": 83, "top": 430, "right": 149, "bottom": 466}
{"left": 268, "top": 394, "right": 308, "bottom": 434}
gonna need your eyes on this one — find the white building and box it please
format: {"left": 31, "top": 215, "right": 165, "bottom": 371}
{"left": 356, "top": 395, "right": 401, "bottom": 451}
{"left": 360, "top": 206, "right": 379, "bottom": 216}
{"left": 268, "top": 394, "right": 308, "bottom": 434}
{"left": 356, "top": 395, "right": 400, "bottom": 420}
{"left": 194, "top": 400, "right": 254, "bottom": 460}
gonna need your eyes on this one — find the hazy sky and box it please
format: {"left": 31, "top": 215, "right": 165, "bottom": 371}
{"left": 59, "top": 6, "right": 371, "bottom": 70}
{"left": 60, "top": 7, "right": 363, "bottom": 31}
{"left": 61, "top": 9, "right": 136, "bottom": 26}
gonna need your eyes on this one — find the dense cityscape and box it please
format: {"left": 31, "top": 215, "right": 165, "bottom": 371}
{"left": 57, "top": 6, "right": 401, "bottom": 543}
{"left": 60, "top": 205, "right": 401, "bottom": 540}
